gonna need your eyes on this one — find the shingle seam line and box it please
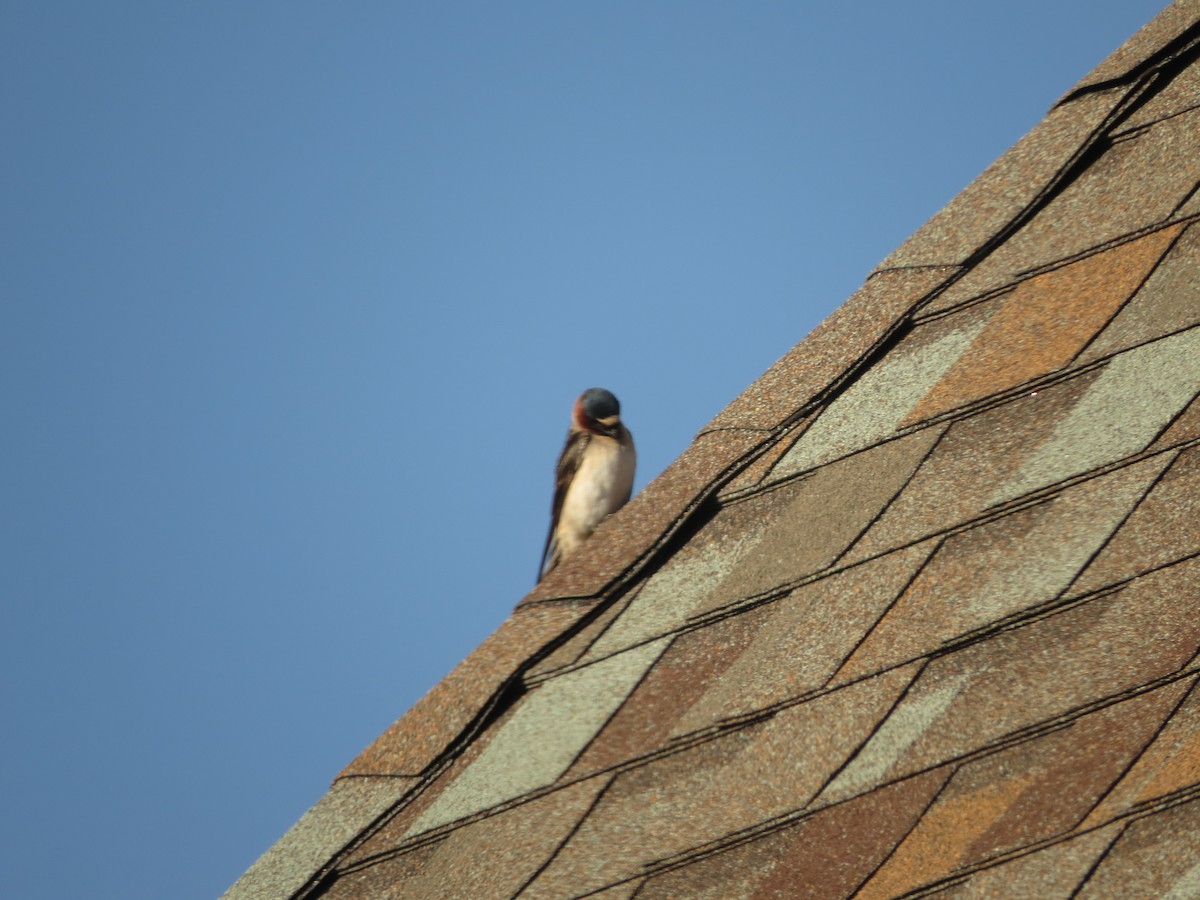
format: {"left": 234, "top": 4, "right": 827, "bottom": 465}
{"left": 508, "top": 772, "right": 619, "bottom": 898}
{"left": 915, "top": 552, "right": 1200, "bottom": 663}
{"left": 887, "top": 819, "right": 1127, "bottom": 900}
{"left": 1099, "top": 780, "right": 1200, "bottom": 824}
{"left": 1055, "top": 448, "right": 1186, "bottom": 598}
{"left": 830, "top": 424, "right": 951, "bottom": 569}
{"left": 916, "top": 216, "right": 1200, "bottom": 322}
{"left": 1067, "top": 226, "right": 1192, "bottom": 369}
{"left": 805, "top": 661, "right": 930, "bottom": 804}
{"left": 932, "top": 586, "right": 1128, "bottom": 657}
{"left": 553, "top": 638, "right": 675, "bottom": 779}
{"left": 289, "top": 779, "right": 450, "bottom": 899}
{"left": 1067, "top": 821, "right": 1130, "bottom": 900}
{"left": 1145, "top": 383, "right": 1200, "bottom": 453}
{"left": 523, "top": 586, "right": 647, "bottom": 685}
{"left": 1114, "top": 101, "right": 1200, "bottom": 140}
{"left": 335, "top": 770, "right": 621, "bottom": 876}
{"left": 629, "top": 764, "right": 956, "bottom": 881}
{"left": 699, "top": 432, "right": 1196, "bottom": 626}
{"left": 1071, "top": 673, "right": 1200, "bottom": 835}
{"left": 1173, "top": 179, "right": 1200, "bottom": 217}
{"left": 821, "top": 540, "right": 945, "bottom": 690}
{"left": 847, "top": 766, "right": 958, "bottom": 898}
{"left": 300, "top": 665, "right": 554, "bottom": 892}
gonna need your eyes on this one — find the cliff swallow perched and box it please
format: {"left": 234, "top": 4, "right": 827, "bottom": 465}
{"left": 539, "top": 388, "right": 636, "bottom": 580}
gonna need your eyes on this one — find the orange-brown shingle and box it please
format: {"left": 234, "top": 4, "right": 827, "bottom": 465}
{"left": 906, "top": 224, "right": 1182, "bottom": 423}
{"left": 854, "top": 680, "right": 1188, "bottom": 898}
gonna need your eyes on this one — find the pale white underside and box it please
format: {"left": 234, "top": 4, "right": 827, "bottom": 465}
{"left": 555, "top": 433, "right": 636, "bottom": 557}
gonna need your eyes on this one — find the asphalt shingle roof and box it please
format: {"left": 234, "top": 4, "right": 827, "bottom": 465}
{"left": 227, "top": 3, "right": 1200, "bottom": 896}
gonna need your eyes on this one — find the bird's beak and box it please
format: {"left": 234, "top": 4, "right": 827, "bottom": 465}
{"left": 593, "top": 414, "right": 621, "bottom": 436}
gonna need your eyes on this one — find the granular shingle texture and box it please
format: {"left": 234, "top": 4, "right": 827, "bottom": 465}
{"left": 225, "top": 4, "right": 1200, "bottom": 897}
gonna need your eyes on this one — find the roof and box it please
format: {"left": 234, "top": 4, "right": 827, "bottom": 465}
{"left": 226, "top": 4, "right": 1200, "bottom": 897}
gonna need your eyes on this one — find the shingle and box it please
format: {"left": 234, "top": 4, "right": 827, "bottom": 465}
{"left": 340, "top": 695, "right": 549, "bottom": 868}
{"left": 566, "top": 607, "right": 768, "bottom": 775}
{"left": 772, "top": 317, "right": 983, "bottom": 477}
{"left": 704, "top": 267, "right": 958, "bottom": 432}
{"left": 1084, "top": 676, "right": 1200, "bottom": 829}
{"left": 524, "top": 590, "right": 638, "bottom": 680}
{"left": 1118, "top": 56, "right": 1200, "bottom": 132}
{"left": 1151, "top": 392, "right": 1200, "bottom": 450}
{"left": 519, "top": 664, "right": 919, "bottom": 899}
{"left": 637, "top": 768, "right": 950, "bottom": 900}
{"left": 405, "top": 638, "right": 669, "bottom": 837}
{"left": 845, "top": 368, "right": 1104, "bottom": 562}
{"left": 1064, "top": 1, "right": 1200, "bottom": 95}
{"left": 328, "top": 840, "right": 443, "bottom": 900}
{"left": 525, "top": 428, "right": 764, "bottom": 604}
{"left": 906, "top": 225, "right": 1181, "bottom": 423}
{"left": 670, "top": 541, "right": 937, "bottom": 736}
{"left": 1179, "top": 184, "right": 1200, "bottom": 217}
{"left": 718, "top": 425, "right": 810, "bottom": 498}
{"left": 825, "top": 556, "right": 1200, "bottom": 799}
{"left": 820, "top": 670, "right": 971, "bottom": 805}
{"left": 835, "top": 453, "right": 1172, "bottom": 684}
{"left": 928, "top": 110, "right": 1200, "bottom": 313}
{"left": 1076, "top": 797, "right": 1200, "bottom": 898}
{"left": 699, "top": 427, "right": 942, "bottom": 611}
{"left": 878, "top": 91, "right": 1120, "bottom": 270}
{"left": 1007, "top": 108, "right": 1200, "bottom": 261}
{"left": 953, "top": 687, "right": 1183, "bottom": 853}
{"left": 579, "top": 495, "right": 774, "bottom": 661}
{"left": 936, "top": 825, "right": 1123, "bottom": 900}
{"left": 853, "top": 681, "right": 1188, "bottom": 899}
{"left": 324, "top": 776, "right": 607, "bottom": 900}
{"left": 992, "top": 326, "right": 1200, "bottom": 504}
{"left": 1081, "top": 224, "right": 1200, "bottom": 362}
{"left": 222, "top": 777, "right": 415, "bottom": 900}
{"left": 342, "top": 667, "right": 625, "bottom": 868}
{"left": 1070, "top": 446, "right": 1200, "bottom": 596}
{"left": 340, "top": 604, "right": 586, "bottom": 777}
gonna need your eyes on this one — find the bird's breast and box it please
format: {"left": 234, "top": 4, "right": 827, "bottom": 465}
{"left": 558, "top": 435, "right": 635, "bottom": 540}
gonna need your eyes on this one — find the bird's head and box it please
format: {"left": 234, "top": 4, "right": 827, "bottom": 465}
{"left": 574, "top": 387, "right": 622, "bottom": 436}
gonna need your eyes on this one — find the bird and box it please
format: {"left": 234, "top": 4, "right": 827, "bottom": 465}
{"left": 539, "top": 388, "right": 636, "bottom": 580}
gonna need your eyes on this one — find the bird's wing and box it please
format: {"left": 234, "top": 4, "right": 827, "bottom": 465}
{"left": 539, "top": 429, "right": 590, "bottom": 580}
{"left": 615, "top": 424, "right": 635, "bottom": 506}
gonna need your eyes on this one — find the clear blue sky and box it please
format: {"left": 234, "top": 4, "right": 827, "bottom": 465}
{"left": 1, "top": 2, "right": 1168, "bottom": 897}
